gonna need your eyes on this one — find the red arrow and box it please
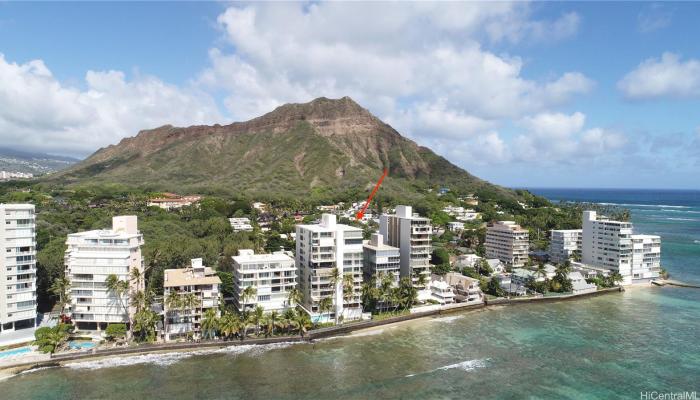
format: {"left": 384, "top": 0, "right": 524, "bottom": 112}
{"left": 356, "top": 169, "right": 388, "bottom": 221}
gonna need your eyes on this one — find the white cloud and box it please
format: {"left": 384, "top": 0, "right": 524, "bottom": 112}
{"left": 637, "top": 3, "right": 673, "bottom": 33}
{"left": 0, "top": 54, "right": 223, "bottom": 156}
{"left": 513, "top": 112, "right": 627, "bottom": 163}
{"left": 202, "top": 2, "right": 590, "bottom": 122}
{"left": 618, "top": 53, "right": 700, "bottom": 100}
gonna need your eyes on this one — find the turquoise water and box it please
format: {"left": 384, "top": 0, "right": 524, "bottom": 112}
{"left": 67, "top": 341, "right": 97, "bottom": 350}
{"left": 0, "top": 347, "right": 31, "bottom": 359}
{"left": 1, "top": 189, "right": 699, "bottom": 399}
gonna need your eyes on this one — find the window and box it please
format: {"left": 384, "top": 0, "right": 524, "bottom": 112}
{"left": 257, "top": 295, "right": 271, "bottom": 302}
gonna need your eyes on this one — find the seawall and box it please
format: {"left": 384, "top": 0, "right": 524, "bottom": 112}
{"left": 0, "top": 286, "right": 624, "bottom": 376}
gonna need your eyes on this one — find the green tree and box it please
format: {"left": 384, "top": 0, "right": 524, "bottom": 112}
{"left": 49, "top": 276, "right": 71, "bottom": 316}
{"left": 105, "top": 323, "right": 127, "bottom": 341}
{"left": 33, "top": 323, "right": 72, "bottom": 354}
{"left": 201, "top": 308, "right": 220, "bottom": 340}
{"left": 293, "top": 310, "right": 312, "bottom": 338}
{"left": 105, "top": 274, "right": 131, "bottom": 337}
{"left": 287, "top": 287, "right": 303, "bottom": 308}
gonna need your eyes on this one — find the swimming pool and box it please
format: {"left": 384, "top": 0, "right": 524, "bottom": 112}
{"left": 68, "top": 341, "right": 97, "bottom": 350}
{"left": 0, "top": 346, "right": 32, "bottom": 359}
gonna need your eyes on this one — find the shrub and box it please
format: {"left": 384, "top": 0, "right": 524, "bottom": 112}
{"left": 105, "top": 323, "right": 127, "bottom": 340}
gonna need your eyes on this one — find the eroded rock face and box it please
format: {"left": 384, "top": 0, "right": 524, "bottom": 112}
{"left": 55, "top": 96, "right": 497, "bottom": 198}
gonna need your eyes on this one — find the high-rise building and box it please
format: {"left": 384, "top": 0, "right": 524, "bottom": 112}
{"left": 485, "top": 221, "right": 529, "bottom": 268}
{"left": 631, "top": 234, "right": 661, "bottom": 282}
{"left": 232, "top": 249, "right": 297, "bottom": 312}
{"left": 582, "top": 211, "right": 660, "bottom": 285}
{"left": 65, "top": 216, "right": 144, "bottom": 330}
{"left": 379, "top": 205, "right": 432, "bottom": 288}
{"left": 0, "top": 204, "right": 37, "bottom": 335}
{"left": 295, "top": 214, "right": 363, "bottom": 321}
{"left": 549, "top": 229, "right": 582, "bottom": 264}
{"left": 362, "top": 233, "right": 400, "bottom": 287}
{"left": 163, "top": 258, "right": 221, "bottom": 341}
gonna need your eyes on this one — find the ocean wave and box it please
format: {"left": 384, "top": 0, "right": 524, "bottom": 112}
{"left": 430, "top": 315, "right": 464, "bottom": 324}
{"left": 597, "top": 203, "right": 690, "bottom": 209}
{"left": 661, "top": 209, "right": 700, "bottom": 214}
{"left": 665, "top": 218, "right": 699, "bottom": 222}
{"left": 66, "top": 342, "right": 298, "bottom": 370}
{"left": 405, "top": 358, "right": 489, "bottom": 377}
{"left": 694, "top": 240, "right": 700, "bottom": 245}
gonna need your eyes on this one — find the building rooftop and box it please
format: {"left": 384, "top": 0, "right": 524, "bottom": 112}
{"left": 232, "top": 249, "right": 294, "bottom": 264}
{"left": 164, "top": 266, "right": 221, "bottom": 288}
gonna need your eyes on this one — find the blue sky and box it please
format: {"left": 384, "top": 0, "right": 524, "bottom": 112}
{"left": 0, "top": 2, "right": 699, "bottom": 189}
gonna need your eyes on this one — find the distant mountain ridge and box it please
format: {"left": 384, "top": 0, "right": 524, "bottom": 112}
{"left": 0, "top": 147, "right": 79, "bottom": 175}
{"left": 52, "top": 97, "right": 515, "bottom": 200}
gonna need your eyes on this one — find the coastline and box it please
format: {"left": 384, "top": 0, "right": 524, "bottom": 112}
{"left": 0, "top": 285, "right": 629, "bottom": 380}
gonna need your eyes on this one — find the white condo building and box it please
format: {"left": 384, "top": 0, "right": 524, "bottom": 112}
{"left": 582, "top": 211, "right": 660, "bottom": 285}
{"left": 549, "top": 229, "right": 582, "bottom": 264}
{"left": 362, "top": 233, "right": 400, "bottom": 287}
{"left": 631, "top": 234, "right": 661, "bottom": 282}
{"left": 379, "top": 205, "right": 432, "bottom": 288}
{"left": 295, "top": 214, "right": 364, "bottom": 322}
{"left": 163, "top": 258, "right": 221, "bottom": 341}
{"left": 65, "top": 216, "right": 144, "bottom": 330}
{"left": 232, "top": 249, "right": 296, "bottom": 312}
{"left": 485, "top": 221, "right": 529, "bottom": 268}
{"left": 0, "top": 204, "right": 37, "bottom": 335}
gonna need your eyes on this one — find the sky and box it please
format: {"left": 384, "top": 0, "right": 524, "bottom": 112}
{"left": 0, "top": 1, "right": 699, "bottom": 189}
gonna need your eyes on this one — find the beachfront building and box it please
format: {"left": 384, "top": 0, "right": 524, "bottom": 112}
{"left": 442, "top": 272, "right": 484, "bottom": 304}
{"left": 582, "top": 211, "right": 660, "bottom": 285}
{"left": 231, "top": 249, "right": 297, "bottom": 312}
{"left": 549, "top": 229, "right": 582, "bottom": 264}
{"left": 569, "top": 271, "right": 597, "bottom": 295}
{"left": 485, "top": 221, "right": 529, "bottom": 268}
{"left": 0, "top": 204, "right": 37, "bottom": 335}
{"left": 428, "top": 279, "right": 455, "bottom": 305}
{"left": 163, "top": 258, "right": 221, "bottom": 341}
{"left": 295, "top": 214, "right": 364, "bottom": 322}
{"left": 362, "top": 233, "right": 401, "bottom": 287}
{"left": 229, "top": 217, "right": 254, "bottom": 232}
{"left": 631, "top": 234, "right": 661, "bottom": 282}
{"left": 65, "top": 216, "right": 144, "bottom": 330}
{"left": 379, "top": 205, "right": 432, "bottom": 288}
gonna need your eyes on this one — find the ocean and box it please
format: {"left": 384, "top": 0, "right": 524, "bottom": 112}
{"left": 1, "top": 188, "right": 698, "bottom": 399}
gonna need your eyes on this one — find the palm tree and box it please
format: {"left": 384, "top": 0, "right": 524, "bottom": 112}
{"left": 609, "top": 272, "right": 624, "bottom": 287}
{"left": 219, "top": 312, "right": 240, "bottom": 340}
{"left": 49, "top": 277, "right": 71, "bottom": 316}
{"left": 317, "top": 297, "right": 333, "bottom": 325}
{"left": 241, "top": 286, "right": 257, "bottom": 310}
{"left": 413, "top": 270, "right": 428, "bottom": 288}
{"left": 201, "top": 308, "right": 219, "bottom": 340}
{"left": 282, "top": 308, "right": 297, "bottom": 334}
{"left": 328, "top": 267, "right": 341, "bottom": 323}
{"left": 535, "top": 264, "right": 548, "bottom": 281}
{"left": 266, "top": 310, "right": 280, "bottom": 336}
{"left": 341, "top": 273, "right": 355, "bottom": 322}
{"left": 252, "top": 305, "right": 265, "bottom": 336}
{"left": 130, "top": 268, "right": 144, "bottom": 291}
{"left": 287, "top": 287, "right": 303, "bottom": 307}
{"left": 293, "top": 311, "right": 312, "bottom": 338}
{"left": 105, "top": 274, "right": 131, "bottom": 337}
{"left": 132, "top": 308, "right": 159, "bottom": 342}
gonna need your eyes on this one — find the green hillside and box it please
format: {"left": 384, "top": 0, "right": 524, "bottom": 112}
{"left": 50, "top": 97, "right": 516, "bottom": 202}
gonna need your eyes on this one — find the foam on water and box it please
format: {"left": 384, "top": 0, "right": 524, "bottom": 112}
{"left": 66, "top": 342, "right": 298, "bottom": 370}
{"left": 405, "top": 358, "right": 489, "bottom": 377}
{"left": 430, "top": 315, "right": 464, "bottom": 324}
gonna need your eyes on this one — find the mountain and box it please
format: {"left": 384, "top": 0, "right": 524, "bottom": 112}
{"left": 0, "top": 147, "right": 79, "bottom": 176}
{"left": 52, "top": 97, "right": 514, "bottom": 201}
